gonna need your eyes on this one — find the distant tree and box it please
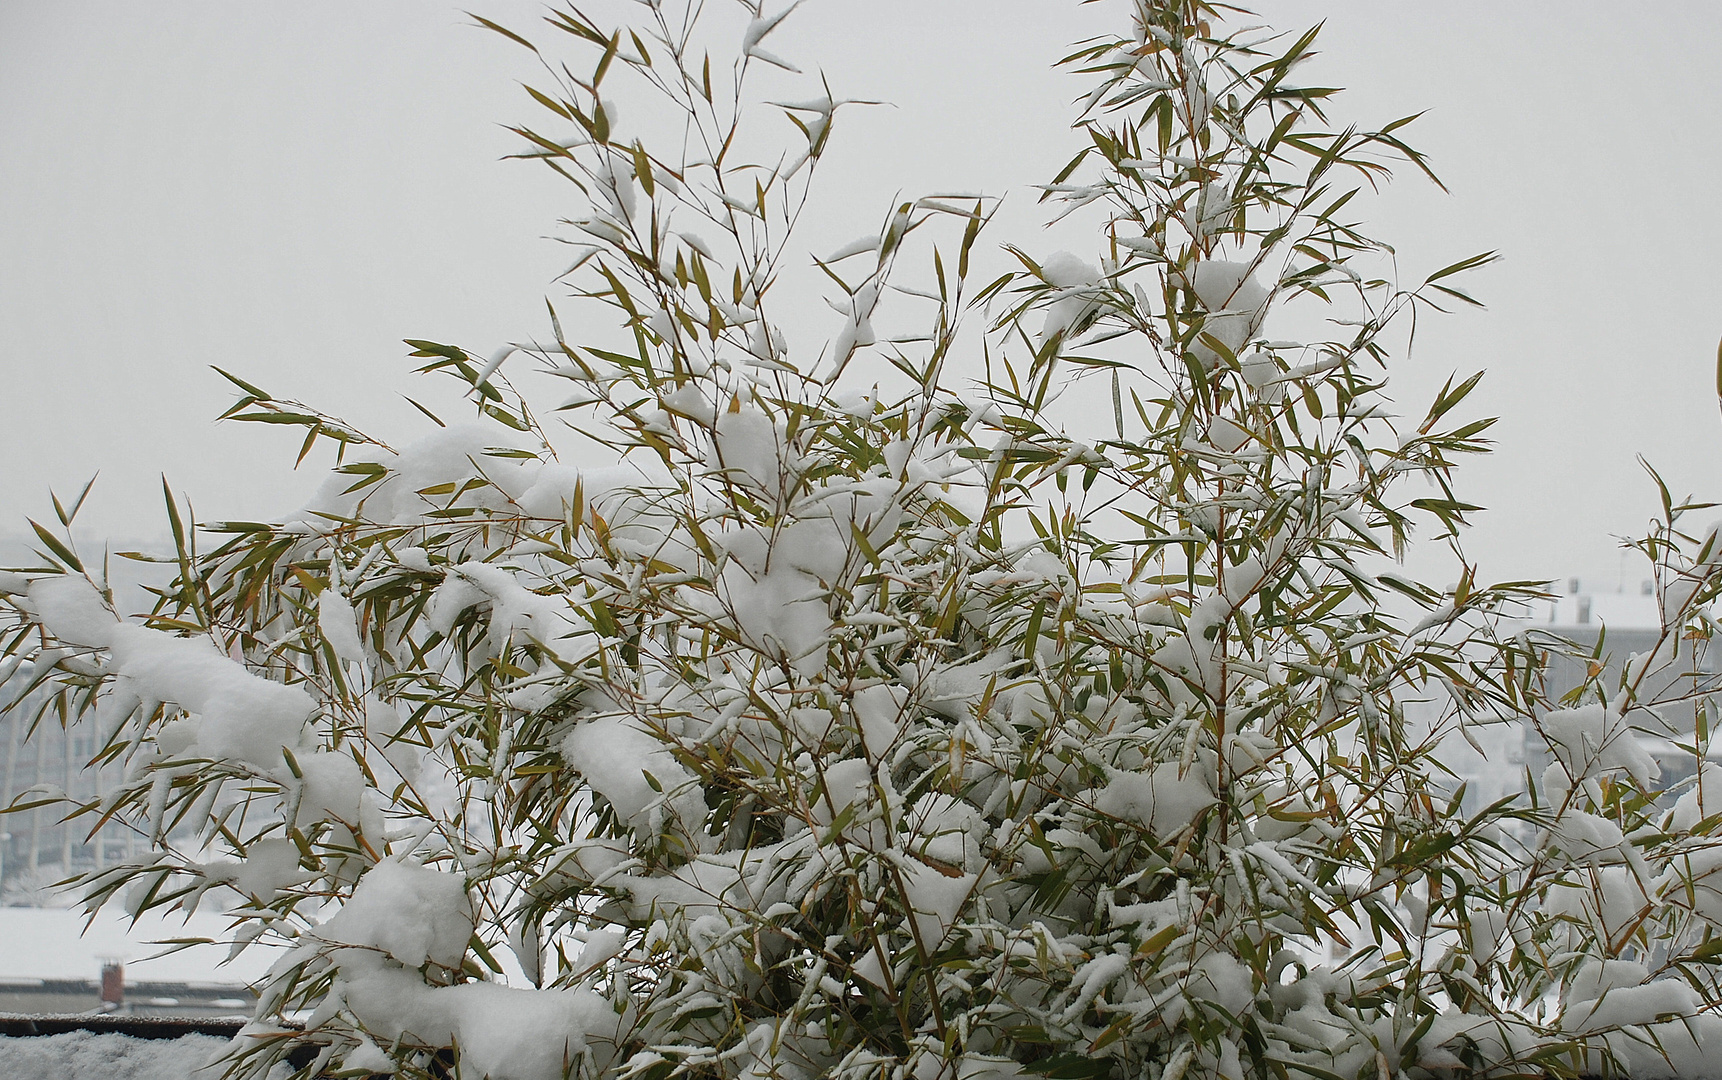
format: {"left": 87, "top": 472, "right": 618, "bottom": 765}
{"left": 5, "top": 2, "right": 1722, "bottom": 1078}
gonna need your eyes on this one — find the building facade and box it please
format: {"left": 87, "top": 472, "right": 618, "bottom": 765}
{"left": 0, "top": 667, "right": 142, "bottom": 901}
{"left": 1434, "top": 577, "right": 1717, "bottom": 818}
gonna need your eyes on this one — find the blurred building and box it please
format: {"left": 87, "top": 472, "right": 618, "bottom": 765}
{"left": 1436, "top": 575, "right": 1718, "bottom": 817}
{"left": 0, "top": 537, "right": 171, "bottom": 902}
{"left": 0, "top": 667, "right": 142, "bottom": 902}
{"left": 0, "top": 905, "right": 272, "bottom": 1017}
{"left": 0, "top": 969, "right": 256, "bottom": 1018}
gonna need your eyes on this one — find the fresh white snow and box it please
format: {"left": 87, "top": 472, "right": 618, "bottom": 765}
{"left": 0, "top": 1031, "right": 230, "bottom": 1080}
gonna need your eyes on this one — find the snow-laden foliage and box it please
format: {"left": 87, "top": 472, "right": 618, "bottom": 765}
{"left": 5, "top": 2, "right": 1722, "bottom": 1078}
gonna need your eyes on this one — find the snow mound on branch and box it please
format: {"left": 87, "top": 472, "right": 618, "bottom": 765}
{"left": 561, "top": 716, "right": 706, "bottom": 839}
{"left": 1562, "top": 959, "right": 1701, "bottom": 1037}
{"left": 27, "top": 576, "right": 382, "bottom": 862}
{"left": 1035, "top": 251, "right": 1103, "bottom": 348}
{"left": 904, "top": 793, "right": 984, "bottom": 869}
{"left": 313, "top": 860, "right": 624, "bottom": 1080}
{"left": 899, "top": 858, "right": 976, "bottom": 950}
{"left": 1671, "top": 761, "right": 1722, "bottom": 831}
{"left": 1540, "top": 703, "right": 1659, "bottom": 789}
{"left": 715, "top": 406, "right": 798, "bottom": 497}
{"left": 1545, "top": 866, "right": 1650, "bottom": 947}
{"left": 854, "top": 683, "right": 909, "bottom": 758}
{"left": 26, "top": 573, "right": 120, "bottom": 646}
{"left": 706, "top": 458, "right": 901, "bottom": 678}
{"left": 197, "top": 837, "right": 313, "bottom": 903}
{"left": 337, "top": 966, "right": 623, "bottom": 1080}
{"left": 317, "top": 586, "right": 366, "bottom": 665}
{"left": 1186, "top": 260, "right": 1268, "bottom": 369}
{"left": 428, "top": 560, "right": 597, "bottom": 664}
{"left": 716, "top": 546, "right": 837, "bottom": 678}
{"left": 1093, "top": 761, "right": 1216, "bottom": 839}
{"left": 1545, "top": 808, "right": 1627, "bottom": 865}
{"left": 294, "top": 422, "right": 677, "bottom": 540}
{"left": 810, "top": 757, "right": 890, "bottom": 848}
{"left": 28, "top": 575, "right": 314, "bottom": 769}
{"left": 318, "top": 858, "right": 474, "bottom": 969}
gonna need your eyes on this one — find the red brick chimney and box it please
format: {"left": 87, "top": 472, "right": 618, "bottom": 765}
{"left": 99, "top": 961, "right": 124, "bottom": 1012}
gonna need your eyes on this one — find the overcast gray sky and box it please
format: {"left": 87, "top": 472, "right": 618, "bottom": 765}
{"left": 3, "top": 1, "right": 1720, "bottom": 593}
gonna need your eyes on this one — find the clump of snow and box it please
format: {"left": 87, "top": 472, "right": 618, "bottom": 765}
{"left": 561, "top": 715, "right": 706, "bottom": 840}
{"left": 715, "top": 539, "right": 837, "bottom": 677}
{"left": 1092, "top": 761, "right": 1215, "bottom": 839}
{"left": 1180, "top": 182, "right": 1233, "bottom": 242}
{"left": 297, "top": 424, "right": 526, "bottom": 528}
{"left": 715, "top": 404, "right": 797, "bottom": 500}
{"left": 1205, "top": 415, "right": 1251, "bottom": 453}
{"left": 293, "top": 423, "right": 678, "bottom": 546}
{"left": 1539, "top": 703, "right": 1659, "bottom": 790}
{"left": 1545, "top": 867, "right": 1651, "bottom": 947}
{"left": 898, "top": 858, "right": 976, "bottom": 950}
{"left": 28, "top": 575, "right": 314, "bottom": 770}
{"left": 318, "top": 859, "right": 474, "bottom": 969}
{"left": 703, "top": 473, "right": 901, "bottom": 678}
{"left": 1562, "top": 959, "right": 1698, "bottom": 1033}
{"left": 335, "top": 964, "right": 623, "bottom": 1080}
{"left": 1185, "top": 260, "right": 1268, "bottom": 369}
{"left": 853, "top": 683, "right": 909, "bottom": 759}
{"left": 1670, "top": 761, "right": 1722, "bottom": 830}
{"left": 1658, "top": 842, "right": 1722, "bottom": 926}
{"left": 317, "top": 586, "right": 366, "bottom": 667}
{"left": 291, "top": 749, "right": 383, "bottom": 835}
{"left": 904, "top": 793, "right": 984, "bottom": 870}
{"left": 811, "top": 756, "right": 883, "bottom": 846}
{"left": 1035, "top": 251, "right": 1103, "bottom": 349}
{"left": 306, "top": 860, "right": 625, "bottom": 1080}
{"left": 1545, "top": 807, "right": 1628, "bottom": 865}
{"left": 429, "top": 560, "right": 596, "bottom": 664}
{"left": 198, "top": 837, "right": 312, "bottom": 904}
{"left": 26, "top": 574, "right": 120, "bottom": 646}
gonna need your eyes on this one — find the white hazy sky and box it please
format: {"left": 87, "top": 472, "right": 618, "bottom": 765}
{"left": 3, "top": 1, "right": 1719, "bottom": 593}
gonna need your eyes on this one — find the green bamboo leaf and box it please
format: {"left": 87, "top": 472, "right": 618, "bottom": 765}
{"left": 27, "top": 519, "right": 81, "bottom": 573}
